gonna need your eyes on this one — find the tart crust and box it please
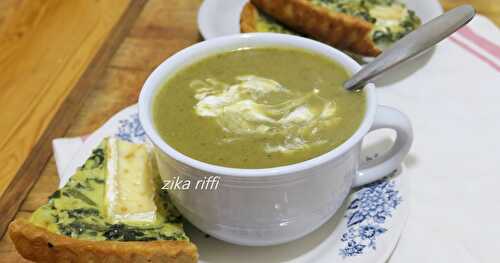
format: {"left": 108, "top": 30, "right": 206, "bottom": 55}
{"left": 248, "top": 0, "right": 381, "bottom": 56}
{"left": 9, "top": 219, "right": 198, "bottom": 263}
{"left": 240, "top": 2, "right": 258, "bottom": 33}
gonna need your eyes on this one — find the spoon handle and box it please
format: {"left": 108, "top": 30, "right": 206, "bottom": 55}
{"left": 344, "top": 5, "right": 476, "bottom": 91}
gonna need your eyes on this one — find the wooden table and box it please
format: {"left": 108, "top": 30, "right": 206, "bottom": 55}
{"left": 0, "top": 0, "right": 139, "bottom": 230}
{"left": 0, "top": 0, "right": 202, "bottom": 260}
{"left": 0, "top": 0, "right": 496, "bottom": 261}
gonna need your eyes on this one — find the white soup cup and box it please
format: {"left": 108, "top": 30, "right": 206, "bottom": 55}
{"left": 139, "top": 33, "right": 413, "bottom": 246}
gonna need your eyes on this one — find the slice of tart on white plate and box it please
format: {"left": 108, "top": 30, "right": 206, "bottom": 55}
{"left": 241, "top": 0, "right": 421, "bottom": 57}
{"left": 9, "top": 137, "right": 198, "bottom": 263}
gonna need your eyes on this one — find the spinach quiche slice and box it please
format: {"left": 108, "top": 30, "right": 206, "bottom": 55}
{"left": 241, "top": 0, "right": 421, "bottom": 57}
{"left": 240, "top": 2, "right": 297, "bottom": 35}
{"left": 8, "top": 138, "right": 198, "bottom": 263}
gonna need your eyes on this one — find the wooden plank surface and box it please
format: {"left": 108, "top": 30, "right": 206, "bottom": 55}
{"left": 0, "top": 0, "right": 495, "bottom": 261}
{"left": 0, "top": 0, "right": 131, "bottom": 197}
{"left": 0, "top": 0, "right": 140, "bottom": 236}
{"left": 1, "top": 0, "right": 202, "bottom": 260}
{"left": 0, "top": 0, "right": 147, "bottom": 237}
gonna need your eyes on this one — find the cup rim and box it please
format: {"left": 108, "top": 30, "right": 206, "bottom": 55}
{"left": 139, "top": 33, "right": 377, "bottom": 177}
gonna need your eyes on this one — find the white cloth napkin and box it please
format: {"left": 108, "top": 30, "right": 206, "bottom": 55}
{"left": 378, "top": 15, "right": 500, "bottom": 263}
{"left": 53, "top": 15, "right": 499, "bottom": 262}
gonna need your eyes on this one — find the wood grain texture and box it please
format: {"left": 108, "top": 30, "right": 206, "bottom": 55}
{"left": 0, "top": 0, "right": 148, "bottom": 238}
{"left": 0, "top": 0, "right": 128, "bottom": 196}
{"left": 1, "top": 0, "right": 495, "bottom": 261}
{"left": 1, "top": 0, "right": 201, "bottom": 261}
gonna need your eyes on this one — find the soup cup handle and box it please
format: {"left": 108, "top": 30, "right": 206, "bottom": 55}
{"left": 353, "top": 106, "right": 413, "bottom": 187}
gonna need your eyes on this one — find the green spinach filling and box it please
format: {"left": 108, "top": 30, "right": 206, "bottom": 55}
{"left": 30, "top": 144, "right": 188, "bottom": 242}
{"left": 256, "top": 10, "right": 297, "bottom": 35}
{"left": 253, "top": 0, "right": 421, "bottom": 46}
{"left": 311, "top": 0, "right": 421, "bottom": 45}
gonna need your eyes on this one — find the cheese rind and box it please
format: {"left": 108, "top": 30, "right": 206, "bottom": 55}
{"left": 29, "top": 139, "right": 189, "bottom": 241}
{"left": 105, "top": 138, "right": 158, "bottom": 224}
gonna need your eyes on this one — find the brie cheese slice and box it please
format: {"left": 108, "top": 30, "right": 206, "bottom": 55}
{"left": 105, "top": 138, "right": 158, "bottom": 224}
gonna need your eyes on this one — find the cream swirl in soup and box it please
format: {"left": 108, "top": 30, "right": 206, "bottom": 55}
{"left": 153, "top": 48, "right": 365, "bottom": 168}
{"left": 192, "top": 75, "right": 341, "bottom": 153}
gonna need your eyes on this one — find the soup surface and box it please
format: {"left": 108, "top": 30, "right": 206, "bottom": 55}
{"left": 153, "top": 48, "right": 365, "bottom": 168}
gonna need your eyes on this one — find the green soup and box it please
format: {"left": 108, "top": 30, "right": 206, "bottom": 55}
{"left": 153, "top": 48, "right": 365, "bottom": 168}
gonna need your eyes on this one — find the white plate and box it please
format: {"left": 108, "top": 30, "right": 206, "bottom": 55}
{"left": 54, "top": 104, "right": 410, "bottom": 263}
{"left": 197, "top": 0, "right": 444, "bottom": 40}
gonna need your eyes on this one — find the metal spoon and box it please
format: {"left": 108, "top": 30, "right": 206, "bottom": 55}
{"left": 344, "top": 5, "right": 476, "bottom": 91}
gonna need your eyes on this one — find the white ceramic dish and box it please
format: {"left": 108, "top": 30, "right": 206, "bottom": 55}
{"left": 138, "top": 33, "right": 413, "bottom": 246}
{"left": 197, "top": 0, "right": 444, "bottom": 40}
{"left": 54, "top": 104, "right": 410, "bottom": 262}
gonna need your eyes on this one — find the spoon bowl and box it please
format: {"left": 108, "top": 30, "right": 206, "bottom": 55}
{"left": 344, "top": 5, "right": 476, "bottom": 91}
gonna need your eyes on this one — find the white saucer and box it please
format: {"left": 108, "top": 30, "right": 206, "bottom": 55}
{"left": 198, "top": 0, "right": 443, "bottom": 41}
{"left": 53, "top": 104, "right": 410, "bottom": 263}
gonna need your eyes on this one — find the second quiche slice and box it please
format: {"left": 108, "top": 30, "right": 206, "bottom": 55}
{"left": 241, "top": 0, "right": 421, "bottom": 57}
{"left": 9, "top": 138, "right": 198, "bottom": 263}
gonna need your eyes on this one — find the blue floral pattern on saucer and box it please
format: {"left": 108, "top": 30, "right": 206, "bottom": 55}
{"left": 55, "top": 104, "right": 408, "bottom": 262}
{"left": 340, "top": 176, "right": 402, "bottom": 257}
{"left": 110, "top": 108, "right": 405, "bottom": 260}
{"left": 116, "top": 113, "right": 146, "bottom": 143}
